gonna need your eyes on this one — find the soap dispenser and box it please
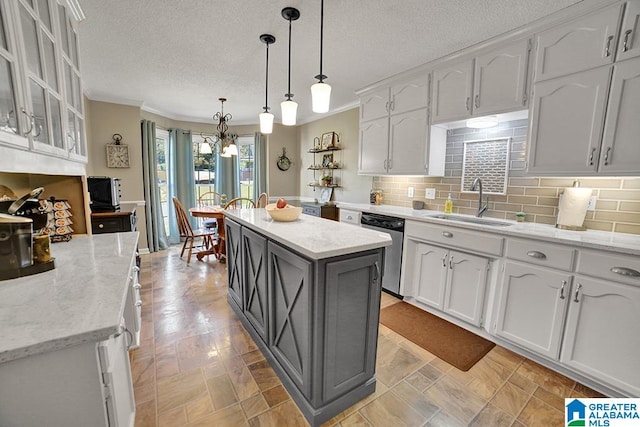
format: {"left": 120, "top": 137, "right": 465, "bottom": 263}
{"left": 444, "top": 193, "right": 453, "bottom": 214}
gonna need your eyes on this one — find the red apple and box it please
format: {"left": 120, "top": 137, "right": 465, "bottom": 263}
{"left": 276, "top": 198, "right": 287, "bottom": 209}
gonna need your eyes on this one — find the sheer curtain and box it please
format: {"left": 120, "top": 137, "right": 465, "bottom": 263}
{"left": 253, "top": 132, "right": 267, "bottom": 200}
{"left": 141, "top": 119, "right": 169, "bottom": 252}
{"left": 167, "top": 128, "right": 196, "bottom": 244}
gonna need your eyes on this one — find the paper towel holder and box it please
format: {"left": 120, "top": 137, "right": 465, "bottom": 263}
{"left": 556, "top": 180, "right": 590, "bottom": 231}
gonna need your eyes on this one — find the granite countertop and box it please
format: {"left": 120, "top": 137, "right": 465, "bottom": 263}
{"left": 336, "top": 202, "right": 640, "bottom": 256}
{"left": 223, "top": 208, "right": 392, "bottom": 260}
{"left": 0, "top": 232, "right": 139, "bottom": 363}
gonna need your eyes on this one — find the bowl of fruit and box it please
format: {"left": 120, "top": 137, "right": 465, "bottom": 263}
{"left": 265, "top": 198, "right": 302, "bottom": 222}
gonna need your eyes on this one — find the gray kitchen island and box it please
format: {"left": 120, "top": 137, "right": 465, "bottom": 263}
{"left": 223, "top": 208, "right": 392, "bottom": 426}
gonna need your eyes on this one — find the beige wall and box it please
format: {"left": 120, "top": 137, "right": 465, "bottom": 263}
{"left": 85, "top": 100, "right": 149, "bottom": 248}
{"left": 298, "top": 108, "right": 372, "bottom": 204}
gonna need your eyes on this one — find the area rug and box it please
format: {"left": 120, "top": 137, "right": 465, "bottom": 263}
{"left": 380, "top": 301, "right": 495, "bottom": 371}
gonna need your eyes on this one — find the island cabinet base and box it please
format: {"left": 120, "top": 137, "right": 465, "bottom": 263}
{"left": 225, "top": 218, "right": 385, "bottom": 426}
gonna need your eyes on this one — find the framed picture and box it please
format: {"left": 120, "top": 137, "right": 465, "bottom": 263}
{"left": 322, "top": 153, "right": 333, "bottom": 167}
{"left": 321, "top": 132, "right": 335, "bottom": 149}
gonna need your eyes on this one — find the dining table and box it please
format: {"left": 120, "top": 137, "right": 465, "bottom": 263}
{"left": 189, "top": 205, "right": 226, "bottom": 262}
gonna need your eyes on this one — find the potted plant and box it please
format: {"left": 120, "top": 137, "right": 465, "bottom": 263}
{"left": 322, "top": 174, "right": 333, "bottom": 186}
{"left": 515, "top": 211, "right": 526, "bottom": 222}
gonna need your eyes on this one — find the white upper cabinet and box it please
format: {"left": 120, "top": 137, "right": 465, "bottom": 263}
{"left": 599, "top": 56, "right": 640, "bottom": 174}
{"left": 616, "top": 1, "right": 640, "bottom": 61}
{"left": 359, "top": 74, "right": 443, "bottom": 175}
{"left": 527, "top": 66, "right": 611, "bottom": 175}
{"left": 534, "top": 4, "right": 623, "bottom": 82}
{"left": 432, "top": 39, "right": 530, "bottom": 124}
{"left": 431, "top": 59, "right": 474, "bottom": 123}
{"left": 0, "top": 0, "right": 86, "bottom": 172}
{"left": 473, "top": 39, "right": 531, "bottom": 116}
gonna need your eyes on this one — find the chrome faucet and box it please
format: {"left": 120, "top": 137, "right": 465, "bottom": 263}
{"left": 471, "top": 178, "right": 489, "bottom": 217}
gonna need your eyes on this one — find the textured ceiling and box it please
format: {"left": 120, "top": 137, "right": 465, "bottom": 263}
{"left": 77, "top": 0, "right": 583, "bottom": 125}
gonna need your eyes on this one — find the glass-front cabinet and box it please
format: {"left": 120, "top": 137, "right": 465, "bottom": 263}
{"left": 0, "top": 0, "right": 86, "bottom": 164}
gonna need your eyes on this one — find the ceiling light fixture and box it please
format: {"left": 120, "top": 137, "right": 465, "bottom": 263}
{"left": 311, "top": 0, "right": 331, "bottom": 113}
{"left": 259, "top": 34, "right": 276, "bottom": 134}
{"left": 201, "top": 98, "right": 238, "bottom": 157}
{"left": 466, "top": 115, "right": 499, "bottom": 129}
{"left": 281, "top": 7, "right": 300, "bottom": 126}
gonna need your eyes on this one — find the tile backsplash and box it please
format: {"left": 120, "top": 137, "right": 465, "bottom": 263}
{"left": 373, "top": 119, "right": 640, "bottom": 235}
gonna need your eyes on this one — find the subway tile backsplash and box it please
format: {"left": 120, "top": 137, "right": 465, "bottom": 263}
{"left": 373, "top": 119, "right": 640, "bottom": 235}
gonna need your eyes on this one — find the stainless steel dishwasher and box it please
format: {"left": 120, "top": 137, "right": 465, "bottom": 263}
{"left": 360, "top": 213, "right": 404, "bottom": 297}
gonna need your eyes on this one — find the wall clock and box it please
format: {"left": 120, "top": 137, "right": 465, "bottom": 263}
{"left": 106, "top": 133, "right": 130, "bottom": 168}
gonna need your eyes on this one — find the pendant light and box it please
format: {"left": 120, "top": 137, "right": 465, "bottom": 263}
{"left": 259, "top": 34, "right": 276, "bottom": 134}
{"left": 281, "top": 7, "right": 300, "bottom": 126}
{"left": 311, "top": 0, "right": 331, "bottom": 113}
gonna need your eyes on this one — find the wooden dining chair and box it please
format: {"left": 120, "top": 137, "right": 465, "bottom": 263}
{"left": 256, "top": 192, "right": 268, "bottom": 208}
{"left": 198, "top": 191, "right": 225, "bottom": 230}
{"left": 172, "top": 197, "right": 217, "bottom": 264}
{"left": 224, "top": 197, "right": 256, "bottom": 209}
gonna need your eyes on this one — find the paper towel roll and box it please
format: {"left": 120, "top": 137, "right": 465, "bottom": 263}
{"left": 557, "top": 187, "right": 592, "bottom": 229}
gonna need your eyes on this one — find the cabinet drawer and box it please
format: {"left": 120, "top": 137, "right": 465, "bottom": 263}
{"left": 92, "top": 217, "right": 128, "bottom": 234}
{"left": 405, "top": 220, "right": 503, "bottom": 256}
{"left": 302, "top": 205, "right": 321, "bottom": 217}
{"left": 506, "top": 238, "right": 575, "bottom": 271}
{"left": 339, "top": 209, "right": 361, "bottom": 225}
{"left": 576, "top": 249, "right": 640, "bottom": 287}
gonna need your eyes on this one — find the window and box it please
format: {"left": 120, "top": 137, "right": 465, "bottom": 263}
{"left": 238, "top": 136, "right": 254, "bottom": 199}
{"left": 156, "top": 128, "right": 169, "bottom": 235}
{"left": 192, "top": 133, "right": 216, "bottom": 200}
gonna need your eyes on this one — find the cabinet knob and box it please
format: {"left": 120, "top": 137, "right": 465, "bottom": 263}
{"left": 135, "top": 300, "right": 143, "bottom": 307}
{"left": 610, "top": 267, "right": 640, "bottom": 278}
{"left": 346, "top": 215, "right": 352, "bottom": 220}
{"left": 98, "top": 224, "right": 104, "bottom": 228}
{"left": 442, "top": 231, "right": 453, "bottom": 238}
{"left": 133, "top": 283, "right": 142, "bottom": 290}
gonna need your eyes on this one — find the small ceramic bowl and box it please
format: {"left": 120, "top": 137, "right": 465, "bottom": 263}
{"left": 265, "top": 203, "right": 303, "bottom": 222}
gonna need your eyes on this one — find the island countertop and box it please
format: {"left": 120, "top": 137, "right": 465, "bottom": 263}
{"left": 223, "top": 208, "right": 392, "bottom": 259}
{"left": 0, "top": 232, "right": 139, "bottom": 363}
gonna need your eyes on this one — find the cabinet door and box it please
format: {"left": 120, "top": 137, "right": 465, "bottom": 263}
{"left": 496, "top": 262, "right": 571, "bottom": 359}
{"left": 412, "top": 241, "right": 448, "bottom": 310}
{"left": 431, "top": 59, "right": 473, "bottom": 123}
{"left": 268, "top": 241, "right": 313, "bottom": 398}
{"left": 561, "top": 275, "right": 640, "bottom": 396}
{"left": 616, "top": 0, "right": 640, "bottom": 62}
{"left": 599, "top": 56, "right": 640, "bottom": 174}
{"left": 473, "top": 39, "right": 530, "bottom": 115}
{"left": 323, "top": 252, "right": 382, "bottom": 402}
{"left": 225, "top": 219, "right": 243, "bottom": 310}
{"left": 388, "top": 108, "right": 428, "bottom": 174}
{"left": 242, "top": 227, "right": 268, "bottom": 342}
{"left": 534, "top": 4, "right": 622, "bottom": 81}
{"left": 358, "top": 116, "right": 389, "bottom": 174}
{"left": 0, "top": 2, "right": 27, "bottom": 146}
{"left": 390, "top": 74, "right": 429, "bottom": 115}
{"left": 527, "top": 66, "right": 611, "bottom": 175}
{"left": 443, "top": 250, "right": 488, "bottom": 326}
{"left": 97, "top": 334, "right": 135, "bottom": 427}
{"left": 359, "top": 87, "right": 389, "bottom": 122}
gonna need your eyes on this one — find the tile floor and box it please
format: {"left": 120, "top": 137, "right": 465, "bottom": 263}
{"left": 132, "top": 246, "right": 604, "bottom": 427}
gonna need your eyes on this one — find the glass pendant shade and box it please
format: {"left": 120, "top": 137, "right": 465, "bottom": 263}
{"left": 259, "top": 112, "right": 274, "bottom": 134}
{"left": 281, "top": 100, "right": 298, "bottom": 126}
{"left": 220, "top": 147, "right": 231, "bottom": 158}
{"left": 311, "top": 82, "right": 331, "bottom": 113}
{"left": 200, "top": 141, "right": 212, "bottom": 154}
{"left": 226, "top": 142, "right": 238, "bottom": 156}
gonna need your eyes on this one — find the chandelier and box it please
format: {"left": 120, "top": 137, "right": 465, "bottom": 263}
{"left": 200, "top": 98, "right": 238, "bottom": 157}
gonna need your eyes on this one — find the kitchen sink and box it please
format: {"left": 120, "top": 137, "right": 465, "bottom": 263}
{"left": 425, "top": 213, "right": 513, "bottom": 227}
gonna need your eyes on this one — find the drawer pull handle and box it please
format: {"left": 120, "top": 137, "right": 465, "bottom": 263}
{"left": 527, "top": 251, "right": 546, "bottom": 260}
{"left": 449, "top": 255, "right": 454, "bottom": 270}
{"left": 587, "top": 147, "right": 596, "bottom": 166}
{"left": 559, "top": 280, "right": 566, "bottom": 299}
{"left": 442, "top": 231, "right": 453, "bottom": 238}
{"left": 603, "top": 147, "right": 611, "bottom": 166}
{"left": 135, "top": 300, "right": 143, "bottom": 307}
{"left": 346, "top": 215, "right": 353, "bottom": 220}
{"left": 465, "top": 97, "right": 471, "bottom": 112}
{"left": 373, "top": 262, "right": 380, "bottom": 284}
{"left": 442, "top": 254, "right": 447, "bottom": 268}
{"left": 133, "top": 266, "right": 140, "bottom": 272}
{"left": 610, "top": 267, "right": 640, "bottom": 277}
{"left": 573, "top": 283, "right": 582, "bottom": 303}
{"left": 133, "top": 283, "right": 142, "bottom": 290}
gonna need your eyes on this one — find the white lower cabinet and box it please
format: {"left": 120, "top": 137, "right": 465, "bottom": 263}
{"left": 409, "top": 240, "right": 489, "bottom": 326}
{"left": 561, "top": 275, "right": 640, "bottom": 396}
{"left": 496, "top": 261, "right": 571, "bottom": 358}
